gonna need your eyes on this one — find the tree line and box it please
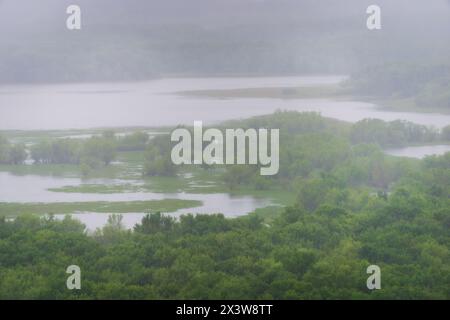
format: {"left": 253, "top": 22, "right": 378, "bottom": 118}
{"left": 0, "top": 111, "right": 448, "bottom": 299}
{"left": 0, "top": 148, "right": 448, "bottom": 299}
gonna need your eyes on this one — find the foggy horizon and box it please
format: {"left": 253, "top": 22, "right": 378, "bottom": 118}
{"left": 1, "top": 0, "right": 449, "bottom": 83}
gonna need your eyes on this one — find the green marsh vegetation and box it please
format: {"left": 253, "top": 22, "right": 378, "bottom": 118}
{"left": 0, "top": 200, "right": 201, "bottom": 217}
{"left": 176, "top": 84, "right": 345, "bottom": 100}
{"left": 348, "top": 62, "right": 450, "bottom": 114}
{"left": 0, "top": 111, "right": 449, "bottom": 299}
{"left": 1, "top": 111, "right": 449, "bottom": 213}
{"left": 176, "top": 62, "right": 450, "bottom": 120}
{"left": 0, "top": 146, "right": 448, "bottom": 298}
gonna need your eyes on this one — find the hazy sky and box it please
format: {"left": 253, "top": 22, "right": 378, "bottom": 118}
{"left": 1, "top": 0, "right": 449, "bottom": 31}
{"left": 0, "top": 0, "right": 449, "bottom": 81}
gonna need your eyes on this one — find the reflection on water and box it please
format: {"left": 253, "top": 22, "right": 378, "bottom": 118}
{"left": 1, "top": 76, "right": 449, "bottom": 130}
{"left": 55, "top": 192, "right": 270, "bottom": 232}
{"left": 385, "top": 145, "right": 450, "bottom": 159}
{"left": 0, "top": 172, "right": 271, "bottom": 230}
{"left": 2, "top": 76, "right": 449, "bottom": 230}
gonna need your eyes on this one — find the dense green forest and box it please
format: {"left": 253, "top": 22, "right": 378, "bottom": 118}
{"left": 348, "top": 62, "right": 450, "bottom": 112}
{"left": 0, "top": 111, "right": 448, "bottom": 299}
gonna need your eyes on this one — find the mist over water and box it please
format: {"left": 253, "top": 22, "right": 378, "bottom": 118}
{"left": 0, "top": 76, "right": 449, "bottom": 130}
{"left": 1, "top": 1, "right": 449, "bottom": 131}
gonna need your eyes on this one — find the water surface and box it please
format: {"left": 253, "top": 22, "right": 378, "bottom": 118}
{"left": 0, "top": 172, "right": 271, "bottom": 230}
{"left": 1, "top": 76, "right": 449, "bottom": 130}
{"left": 385, "top": 145, "right": 450, "bottom": 159}
{"left": 2, "top": 76, "right": 449, "bottom": 230}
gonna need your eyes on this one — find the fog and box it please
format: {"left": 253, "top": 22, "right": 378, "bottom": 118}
{"left": 0, "top": 0, "right": 449, "bottom": 82}
{"left": 1, "top": 0, "right": 449, "bottom": 29}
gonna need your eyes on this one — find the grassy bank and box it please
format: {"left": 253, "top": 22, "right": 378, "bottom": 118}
{"left": 176, "top": 85, "right": 347, "bottom": 100}
{"left": 177, "top": 83, "right": 450, "bottom": 115}
{"left": 0, "top": 199, "right": 202, "bottom": 217}
{"left": 374, "top": 97, "right": 450, "bottom": 114}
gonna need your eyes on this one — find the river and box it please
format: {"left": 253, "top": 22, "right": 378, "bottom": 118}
{"left": 1, "top": 76, "right": 450, "bottom": 130}
{"left": 0, "top": 172, "right": 271, "bottom": 230}
{"left": 1, "top": 76, "right": 449, "bottom": 230}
